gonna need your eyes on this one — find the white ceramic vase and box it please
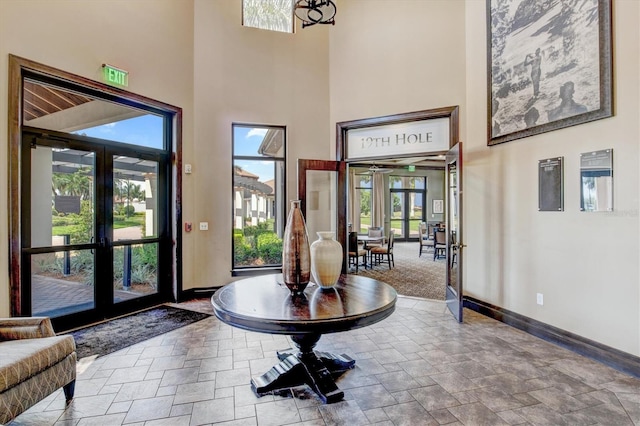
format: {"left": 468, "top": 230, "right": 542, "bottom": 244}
{"left": 310, "top": 231, "right": 343, "bottom": 288}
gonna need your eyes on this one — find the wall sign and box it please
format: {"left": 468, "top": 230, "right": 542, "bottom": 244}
{"left": 538, "top": 157, "right": 563, "bottom": 211}
{"left": 580, "top": 149, "right": 613, "bottom": 212}
{"left": 102, "top": 64, "right": 128, "bottom": 87}
{"left": 346, "top": 117, "right": 450, "bottom": 160}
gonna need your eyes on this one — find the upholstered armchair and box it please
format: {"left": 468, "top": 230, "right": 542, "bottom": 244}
{"left": 0, "top": 317, "right": 76, "bottom": 424}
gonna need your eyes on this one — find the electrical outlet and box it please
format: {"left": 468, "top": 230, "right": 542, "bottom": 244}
{"left": 536, "top": 293, "right": 544, "bottom": 305}
{"left": 185, "top": 164, "right": 192, "bottom": 174}
{"left": 199, "top": 222, "right": 208, "bottom": 231}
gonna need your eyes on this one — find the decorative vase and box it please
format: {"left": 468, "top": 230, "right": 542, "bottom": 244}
{"left": 310, "top": 231, "right": 343, "bottom": 288}
{"left": 282, "top": 200, "right": 311, "bottom": 295}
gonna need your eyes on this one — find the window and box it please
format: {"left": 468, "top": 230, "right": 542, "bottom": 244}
{"left": 232, "top": 124, "right": 286, "bottom": 270}
{"left": 356, "top": 175, "right": 372, "bottom": 234}
{"left": 242, "top": 0, "right": 294, "bottom": 33}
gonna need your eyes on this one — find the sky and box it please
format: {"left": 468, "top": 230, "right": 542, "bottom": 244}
{"left": 74, "top": 114, "right": 164, "bottom": 149}
{"left": 76, "top": 119, "right": 277, "bottom": 182}
{"left": 234, "top": 127, "right": 276, "bottom": 182}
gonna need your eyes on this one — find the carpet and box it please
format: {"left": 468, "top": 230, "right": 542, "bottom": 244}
{"left": 355, "top": 242, "right": 447, "bottom": 300}
{"left": 68, "top": 305, "right": 211, "bottom": 359}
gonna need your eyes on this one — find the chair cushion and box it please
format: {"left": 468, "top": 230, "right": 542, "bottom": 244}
{"left": 370, "top": 246, "right": 389, "bottom": 254}
{"left": 0, "top": 335, "right": 76, "bottom": 390}
{"left": 349, "top": 249, "right": 367, "bottom": 256}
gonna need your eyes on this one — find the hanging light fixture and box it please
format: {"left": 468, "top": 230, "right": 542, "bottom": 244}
{"left": 294, "top": 0, "right": 337, "bottom": 28}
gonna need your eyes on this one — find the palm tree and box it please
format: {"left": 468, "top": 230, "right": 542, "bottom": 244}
{"left": 52, "top": 168, "right": 92, "bottom": 200}
{"left": 120, "top": 180, "right": 144, "bottom": 217}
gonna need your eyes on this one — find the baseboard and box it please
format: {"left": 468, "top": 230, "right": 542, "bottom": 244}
{"left": 463, "top": 296, "right": 640, "bottom": 379}
{"left": 178, "top": 287, "right": 220, "bottom": 302}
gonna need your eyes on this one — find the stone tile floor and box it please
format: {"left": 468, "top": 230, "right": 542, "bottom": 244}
{"left": 9, "top": 297, "right": 640, "bottom": 425}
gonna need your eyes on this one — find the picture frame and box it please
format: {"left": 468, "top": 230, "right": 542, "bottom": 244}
{"left": 433, "top": 199, "right": 444, "bottom": 214}
{"left": 487, "top": 0, "right": 613, "bottom": 146}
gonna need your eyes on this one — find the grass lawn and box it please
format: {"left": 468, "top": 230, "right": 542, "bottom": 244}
{"left": 52, "top": 216, "right": 144, "bottom": 236}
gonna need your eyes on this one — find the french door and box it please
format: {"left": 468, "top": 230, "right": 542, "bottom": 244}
{"left": 389, "top": 189, "right": 425, "bottom": 241}
{"left": 21, "top": 128, "right": 171, "bottom": 330}
{"left": 297, "top": 159, "right": 347, "bottom": 271}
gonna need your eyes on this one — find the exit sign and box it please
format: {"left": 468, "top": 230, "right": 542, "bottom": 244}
{"left": 407, "top": 165, "right": 416, "bottom": 172}
{"left": 102, "top": 64, "right": 128, "bottom": 87}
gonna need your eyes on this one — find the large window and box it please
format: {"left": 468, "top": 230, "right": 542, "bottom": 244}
{"left": 242, "top": 0, "right": 294, "bottom": 33}
{"left": 232, "top": 124, "right": 286, "bottom": 270}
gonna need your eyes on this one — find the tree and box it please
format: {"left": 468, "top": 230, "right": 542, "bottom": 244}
{"left": 119, "top": 180, "right": 144, "bottom": 217}
{"left": 360, "top": 190, "right": 371, "bottom": 216}
{"left": 52, "top": 168, "right": 92, "bottom": 200}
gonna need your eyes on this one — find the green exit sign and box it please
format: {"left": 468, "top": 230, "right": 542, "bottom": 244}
{"left": 102, "top": 64, "right": 128, "bottom": 87}
{"left": 407, "top": 165, "right": 416, "bottom": 172}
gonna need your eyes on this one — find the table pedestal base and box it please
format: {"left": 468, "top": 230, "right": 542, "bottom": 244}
{"left": 250, "top": 333, "right": 355, "bottom": 404}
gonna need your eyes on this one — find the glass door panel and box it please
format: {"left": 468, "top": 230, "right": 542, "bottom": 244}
{"left": 33, "top": 147, "right": 96, "bottom": 247}
{"left": 408, "top": 191, "right": 422, "bottom": 239}
{"left": 26, "top": 140, "right": 99, "bottom": 319}
{"left": 298, "top": 159, "right": 347, "bottom": 272}
{"left": 113, "top": 156, "right": 160, "bottom": 302}
{"left": 445, "top": 142, "right": 463, "bottom": 322}
{"left": 31, "top": 249, "right": 95, "bottom": 317}
{"left": 114, "top": 242, "right": 158, "bottom": 301}
{"left": 390, "top": 190, "right": 425, "bottom": 240}
{"left": 304, "top": 170, "right": 338, "bottom": 240}
{"left": 390, "top": 192, "right": 405, "bottom": 238}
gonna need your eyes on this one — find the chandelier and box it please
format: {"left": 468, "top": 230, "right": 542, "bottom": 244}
{"left": 294, "top": 0, "right": 337, "bottom": 28}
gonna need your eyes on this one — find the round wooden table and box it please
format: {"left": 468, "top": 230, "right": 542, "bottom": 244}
{"left": 211, "top": 273, "right": 397, "bottom": 403}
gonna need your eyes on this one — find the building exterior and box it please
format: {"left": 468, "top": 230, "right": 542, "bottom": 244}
{"left": 0, "top": 0, "right": 638, "bottom": 365}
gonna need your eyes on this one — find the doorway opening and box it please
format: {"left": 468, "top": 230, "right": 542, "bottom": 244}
{"left": 332, "top": 106, "right": 463, "bottom": 321}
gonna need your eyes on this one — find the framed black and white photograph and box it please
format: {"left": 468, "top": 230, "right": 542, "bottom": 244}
{"left": 433, "top": 199, "right": 444, "bottom": 214}
{"left": 487, "top": 0, "right": 612, "bottom": 146}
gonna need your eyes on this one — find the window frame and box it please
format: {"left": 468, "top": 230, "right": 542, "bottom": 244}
{"left": 231, "top": 123, "right": 286, "bottom": 274}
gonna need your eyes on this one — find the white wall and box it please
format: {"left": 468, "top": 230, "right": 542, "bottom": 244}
{"left": 330, "top": 0, "right": 467, "bottom": 128}
{"left": 0, "top": 0, "right": 195, "bottom": 317}
{"left": 189, "top": 0, "right": 331, "bottom": 288}
{"left": 464, "top": 0, "right": 639, "bottom": 356}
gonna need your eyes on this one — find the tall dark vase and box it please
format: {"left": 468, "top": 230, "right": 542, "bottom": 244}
{"left": 282, "top": 200, "right": 311, "bottom": 295}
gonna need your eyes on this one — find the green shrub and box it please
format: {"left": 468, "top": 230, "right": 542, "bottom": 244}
{"left": 256, "top": 233, "right": 282, "bottom": 265}
{"left": 52, "top": 217, "right": 72, "bottom": 227}
{"left": 234, "top": 235, "right": 257, "bottom": 266}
